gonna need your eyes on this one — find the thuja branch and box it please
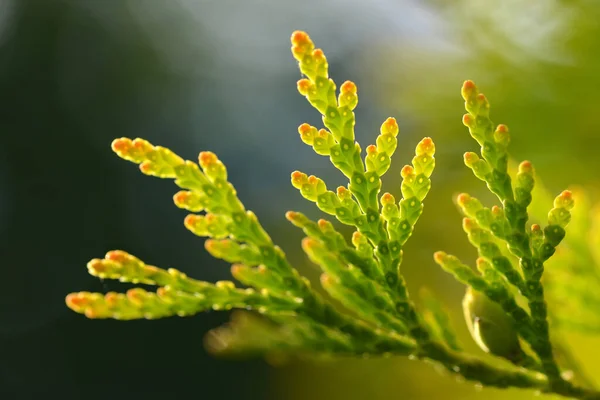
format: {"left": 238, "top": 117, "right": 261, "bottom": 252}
{"left": 64, "top": 30, "right": 600, "bottom": 399}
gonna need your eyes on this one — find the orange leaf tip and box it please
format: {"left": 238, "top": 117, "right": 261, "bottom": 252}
{"left": 297, "top": 79, "right": 312, "bottom": 95}
{"left": 106, "top": 250, "right": 127, "bottom": 262}
{"left": 456, "top": 193, "right": 470, "bottom": 206}
{"left": 417, "top": 137, "right": 435, "bottom": 156}
{"left": 531, "top": 224, "right": 541, "bottom": 232}
{"left": 111, "top": 138, "right": 131, "bottom": 153}
{"left": 66, "top": 293, "right": 87, "bottom": 308}
{"left": 518, "top": 160, "right": 533, "bottom": 174}
{"left": 184, "top": 214, "right": 200, "bottom": 227}
{"left": 336, "top": 186, "right": 350, "bottom": 198}
{"left": 462, "top": 114, "right": 474, "bottom": 127}
{"left": 340, "top": 81, "right": 357, "bottom": 94}
{"left": 285, "top": 211, "right": 298, "bottom": 220}
{"left": 559, "top": 190, "right": 572, "bottom": 200}
{"left": 433, "top": 251, "right": 447, "bottom": 264}
{"left": 366, "top": 144, "right": 377, "bottom": 155}
{"left": 174, "top": 191, "right": 191, "bottom": 204}
{"left": 291, "top": 171, "right": 305, "bottom": 186}
{"left": 381, "top": 117, "right": 399, "bottom": 136}
{"left": 140, "top": 161, "right": 152, "bottom": 173}
{"left": 301, "top": 237, "right": 318, "bottom": 251}
{"left": 462, "top": 217, "right": 475, "bottom": 231}
{"left": 401, "top": 165, "right": 414, "bottom": 178}
{"left": 199, "top": 151, "right": 218, "bottom": 168}
{"left": 312, "top": 48, "right": 325, "bottom": 60}
{"left": 381, "top": 192, "right": 394, "bottom": 205}
{"left": 87, "top": 259, "right": 106, "bottom": 273}
{"left": 298, "top": 123, "right": 312, "bottom": 135}
{"left": 464, "top": 152, "right": 478, "bottom": 166}
{"left": 496, "top": 124, "right": 508, "bottom": 133}
{"left": 317, "top": 219, "right": 330, "bottom": 230}
{"left": 291, "top": 31, "right": 311, "bottom": 47}
{"left": 461, "top": 80, "right": 476, "bottom": 99}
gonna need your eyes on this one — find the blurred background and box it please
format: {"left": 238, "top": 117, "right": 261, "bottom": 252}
{"left": 1, "top": 0, "right": 600, "bottom": 399}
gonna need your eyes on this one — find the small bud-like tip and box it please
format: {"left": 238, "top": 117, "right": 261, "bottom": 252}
{"left": 381, "top": 192, "right": 394, "bottom": 205}
{"left": 461, "top": 80, "right": 477, "bottom": 100}
{"left": 291, "top": 171, "right": 305, "bottom": 186}
{"left": 496, "top": 124, "right": 508, "bottom": 133}
{"left": 199, "top": 151, "right": 217, "bottom": 167}
{"left": 184, "top": 214, "right": 198, "bottom": 227}
{"left": 433, "top": 251, "right": 447, "bottom": 264}
{"left": 297, "top": 79, "right": 312, "bottom": 95}
{"left": 463, "top": 80, "right": 476, "bottom": 91}
{"left": 111, "top": 138, "right": 130, "bottom": 153}
{"left": 174, "top": 191, "right": 190, "bottom": 205}
{"left": 139, "top": 161, "right": 152, "bottom": 173}
{"left": 336, "top": 186, "right": 349, "bottom": 197}
{"left": 285, "top": 211, "right": 298, "bottom": 221}
{"left": 462, "top": 114, "right": 473, "bottom": 127}
{"left": 464, "top": 152, "right": 478, "bottom": 166}
{"left": 298, "top": 123, "right": 312, "bottom": 135}
{"left": 291, "top": 31, "right": 310, "bottom": 46}
{"left": 65, "top": 293, "right": 86, "bottom": 308}
{"left": 560, "top": 190, "right": 573, "bottom": 200}
{"left": 456, "top": 193, "right": 470, "bottom": 206}
{"left": 381, "top": 117, "right": 399, "bottom": 136}
{"left": 416, "top": 137, "right": 435, "bottom": 156}
{"left": 106, "top": 250, "right": 127, "bottom": 262}
{"left": 301, "top": 237, "right": 318, "bottom": 251}
{"left": 462, "top": 217, "right": 475, "bottom": 231}
{"left": 366, "top": 144, "right": 377, "bottom": 155}
{"left": 340, "top": 80, "right": 357, "bottom": 94}
{"left": 518, "top": 160, "right": 533, "bottom": 174}
{"left": 401, "top": 165, "right": 414, "bottom": 178}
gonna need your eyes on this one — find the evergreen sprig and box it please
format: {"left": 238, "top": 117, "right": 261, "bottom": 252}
{"left": 66, "top": 31, "right": 600, "bottom": 399}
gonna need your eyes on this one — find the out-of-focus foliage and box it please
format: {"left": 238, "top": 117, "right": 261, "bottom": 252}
{"left": 372, "top": 0, "right": 600, "bottom": 186}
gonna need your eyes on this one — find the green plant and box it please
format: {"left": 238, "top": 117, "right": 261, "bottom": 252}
{"left": 66, "top": 31, "right": 600, "bottom": 399}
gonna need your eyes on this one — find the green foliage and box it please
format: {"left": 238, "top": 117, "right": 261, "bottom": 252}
{"left": 66, "top": 31, "right": 600, "bottom": 399}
